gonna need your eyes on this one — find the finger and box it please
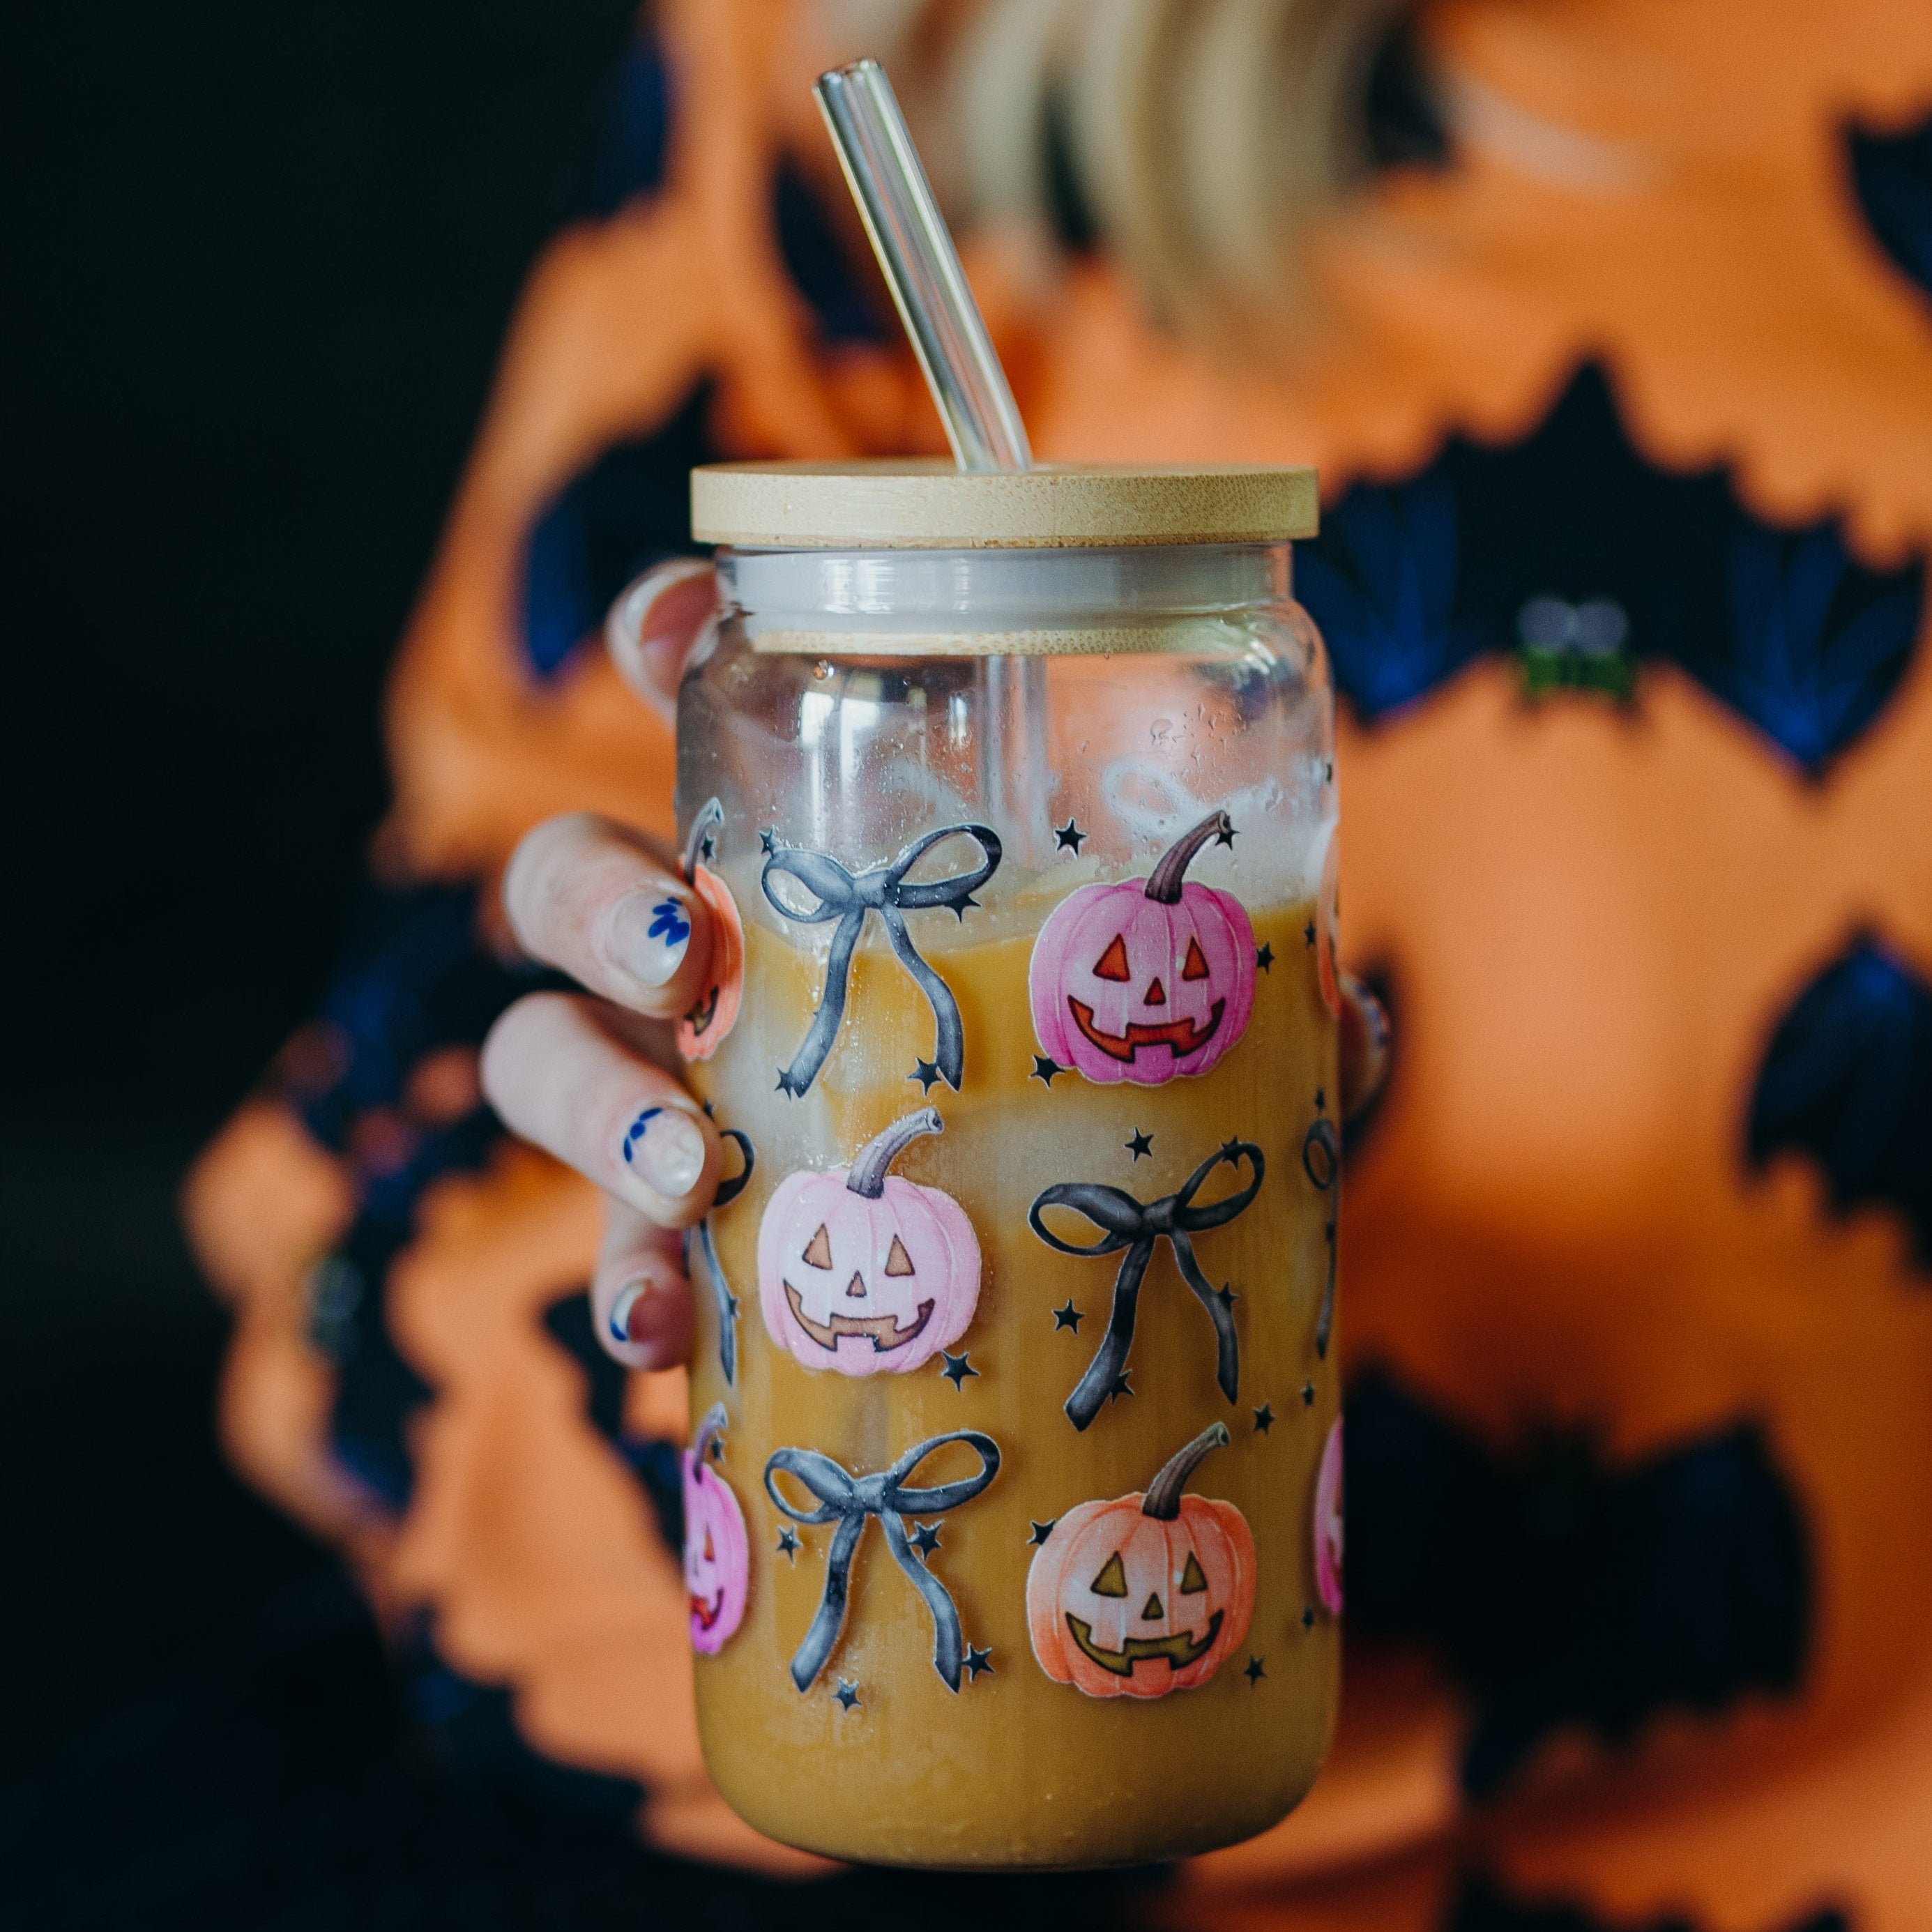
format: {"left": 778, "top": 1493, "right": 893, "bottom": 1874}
{"left": 1338, "top": 971, "right": 1392, "bottom": 1124}
{"left": 607, "top": 558, "right": 718, "bottom": 722}
{"left": 503, "top": 812, "right": 712, "bottom": 1019}
{"left": 480, "top": 991, "right": 720, "bottom": 1226}
{"left": 592, "top": 1203, "right": 694, "bottom": 1371}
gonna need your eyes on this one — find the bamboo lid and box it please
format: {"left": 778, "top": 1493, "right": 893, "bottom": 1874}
{"left": 690, "top": 460, "right": 1318, "bottom": 549}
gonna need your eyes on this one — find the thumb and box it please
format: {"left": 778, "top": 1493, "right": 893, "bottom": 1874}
{"left": 607, "top": 558, "right": 720, "bottom": 722}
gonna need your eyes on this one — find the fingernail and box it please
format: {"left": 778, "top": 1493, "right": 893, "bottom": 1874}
{"left": 621, "top": 1104, "right": 706, "bottom": 1199}
{"left": 609, "top": 1277, "right": 659, "bottom": 1347}
{"left": 609, "top": 888, "right": 694, "bottom": 989}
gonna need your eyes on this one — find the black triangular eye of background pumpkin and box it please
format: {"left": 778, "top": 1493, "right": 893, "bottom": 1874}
{"left": 1144, "top": 810, "right": 1235, "bottom": 905}
{"left": 885, "top": 1234, "right": 916, "bottom": 1276}
{"left": 1142, "top": 1421, "right": 1231, "bottom": 1520}
{"left": 802, "top": 1224, "right": 833, "bottom": 1268}
{"left": 846, "top": 1105, "right": 945, "bottom": 1199}
{"left": 1093, "top": 934, "right": 1131, "bottom": 981}
{"left": 1180, "top": 1551, "right": 1208, "bottom": 1593}
{"left": 1090, "top": 1551, "right": 1129, "bottom": 1597}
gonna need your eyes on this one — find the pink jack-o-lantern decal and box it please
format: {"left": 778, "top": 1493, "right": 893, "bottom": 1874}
{"left": 1314, "top": 1415, "right": 1344, "bottom": 1617}
{"left": 1027, "top": 1423, "right": 1255, "bottom": 1699}
{"left": 676, "top": 798, "right": 745, "bottom": 1062}
{"left": 1029, "top": 810, "right": 1256, "bottom": 1086}
{"left": 682, "top": 1404, "right": 750, "bottom": 1654}
{"left": 1313, "top": 819, "right": 1341, "bottom": 1019}
{"left": 756, "top": 1107, "right": 980, "bottom": 1376}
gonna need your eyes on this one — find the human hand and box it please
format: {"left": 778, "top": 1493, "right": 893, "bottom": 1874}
{"left": 483, "top": 558, "right": 1391, "bottom": 1374}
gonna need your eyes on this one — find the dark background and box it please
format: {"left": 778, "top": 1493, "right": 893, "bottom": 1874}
{"left": 1, "top": 0, "right": 639, "bottom": 1779}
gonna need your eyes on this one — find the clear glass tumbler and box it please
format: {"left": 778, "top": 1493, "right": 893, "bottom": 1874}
{"left": 674, "top": 462, "right": 1341, "bottom": 1869}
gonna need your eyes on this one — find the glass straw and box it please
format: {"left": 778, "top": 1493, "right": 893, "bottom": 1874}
{"left": 814, "top": 60, "right": 1033, "bottom": 473}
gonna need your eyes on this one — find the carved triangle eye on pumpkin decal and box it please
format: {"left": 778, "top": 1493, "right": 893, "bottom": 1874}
{"left": 802, "top": 1224, "right": 833, "bottom": 1269}
{"left": 1091, "top": 1551, "right": 1129, "bottom": 1597}
{"left": 1141, "top": 1593, "right": 1164, "bottom": 1621}
{"left": 1182, "top": 937, "right": 1211, "bottom": 981}
{"left": 885, "top": 1235, "right": 916, "bottom": 1277}
{"left": 1180, "top": 1551, "right": 1208, "bottom": 1594}
{"left": 1094, "top": 934, "right": 1131, "bottom": 981}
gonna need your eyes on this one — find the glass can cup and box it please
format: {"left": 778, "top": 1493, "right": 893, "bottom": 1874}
{"left": 673, "top": 462, "right": 1341, "bottom": 1869}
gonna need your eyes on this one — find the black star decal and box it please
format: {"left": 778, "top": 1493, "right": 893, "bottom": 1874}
{"left": 1215, "top": 1281, "right": 1238, "bottom": 1314}
{"left": 1109, "top": 1371, "right": 1133, "bottom": 1402}
{"left": 1054, "top": 819, "right": 1086, "bottom": 853}
{"left": 1301, "top": 1382, "right": 1317, "bottom": 1407}
{"left": 1214, "top": 820, "right": 1239, "bottom": 849}
{"left": 1301, "top": 1604, "right": 1316, "bottom": 1631}
{"left": 910, "top": 1520, "right": 942, "bottom": 1558}
{"left": 759, "top": 827, "right": 777, "bottom": 855}
{"left": 1219, "top": 1137, "right": 1245, "bottom": 1159}
{"left": 1243, "top": 1655, "right": 1267, "bottom": 1686}
{"left": 708, "top": 1436, "right": 726, "bottom": 1462}
{"left": 1253, "top": 1403, "right": 1275, "bottom": 1434}
{"left": 1052, "top": 1300, "right": 1083, "bottom": 1333}
{"left": 908, "top": 1058, "right": 943, "bottom": 1095}
{"left": 1324, "top": 761, "right": 1334, "bottom": 783}
{"left": 699, "top": 831, "right": 717, "bottom": 864}
{"left": 1305, "top": 920, "right": 1317, "bottom": 947}
{"left": 724, "top": 1290, "right": 741, "bottom": 1322}
{"left": 701, "top": 1099, "right": 716, "bottom": 1117}
{"left": 1027, "top": 1519, "right": 1058, "bottom": 1546}
{"left": 776, "top": 1069, "right": 804, "bottom": 1097}
{"left": 941, "top": 1351, "right": 979, "bottom": 1390}
{"left": 1125, "top": 1129, "right": 1154, "bottom": 1160}
{"left": 1256, "top": 941, "right": 1275, "bottom": 972}
{"left": 776, "top": 1526, "right": 799, "bottom": 1562}
{"left": 1030, "top": 1054, "right": 1068, "bottom": 1087}
{"left": 964, "top": 1645, "right": 995, "bottom": 1681}
{"left": 834, "top": 1679, "right": 861, "bottom": 1710}
{"left": 1314, "top": 1086, "right": 1327, "bottom": 1113}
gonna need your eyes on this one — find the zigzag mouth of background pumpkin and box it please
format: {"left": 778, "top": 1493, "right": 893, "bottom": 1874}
{"left": 690, "top": 1590, "right": 725, "bottom": 1632}
{"left": 784, "top": 1281, "right": 936, "bottom": 1352}
{"left": 1065, "top": 1608, "right": 1223, "bottom": 1676}
{"left": 1067, "top": 996, "right": 1224, "bottom": 1062}
{"left": 684, "top": 983, "right": 720, "bottom": 1035}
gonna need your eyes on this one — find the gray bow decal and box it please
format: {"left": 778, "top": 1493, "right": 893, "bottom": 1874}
{"left": 1302, "top": 1116, "right": 1339, "bottom": 1359}
{"left": 761, "top": 823, "right": 1001, "bottom": 1097}
{"left": 685, "top": 1127, "right": 754, "bottom": 1384}
{"left": 763, "top": 1430, "right": 1001, "bottom": 1693}
{"left": 1030, "top": 1139, "right": 1265, "bottom": 1431}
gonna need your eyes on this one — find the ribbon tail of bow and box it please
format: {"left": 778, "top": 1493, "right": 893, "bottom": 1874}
{"left": 1066, "top": 1236, "right": 1154, "bottom": 1431}
{"left": 777, "top": 905, "right": 867, "bottom": 1098}
{"left": 1316, "top": 1218, "right": 1337, "bottom": 1360}
{"left": 1169, "top": 1230, "right": 1240, "bottom": 1405}
{"left": 879, "top": 1509, "right": 966, "bottom": 1693}
{"left": 689, "top": 1217, "right": 738, "bottom": 1385}
{"left": 790, "top": 1509, "right": 867, "bottom": 1693}
{"left": 880, "top": 906, "right": 965, "bottom": 1090}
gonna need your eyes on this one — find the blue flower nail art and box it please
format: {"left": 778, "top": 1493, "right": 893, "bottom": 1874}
{"left": 648, "top": 898, "right": 692, "bottom": 947}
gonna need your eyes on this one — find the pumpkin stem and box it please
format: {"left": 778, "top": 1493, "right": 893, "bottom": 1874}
{"left": 1141, "top": 1422, "right": 1231, "bottom": 1519}
{"left": 1145, "top": 811, "right": 1233, "bottom": 904}
{"left": 846, "top": 1106, "right": 944, "bottom": 1199}
{"left": 692, "top": 1401, "right": 729, "bottom": 1465}
{"left": 681, "top": 796, "right": 726, "bottom": 885}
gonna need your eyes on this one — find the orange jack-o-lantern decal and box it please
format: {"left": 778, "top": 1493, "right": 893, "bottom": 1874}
{"left": 756, "top": 1106, "right": 981, "bottom": 1376}
{"left": 1029, "top": 810, "right": 1257, "bottom": 1086}
{"left": 1027, "top": 1422, "right": 1255, "bottom": 1698}
{"left": 676, "top": 797, "right": 745, "bottom": 1061}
